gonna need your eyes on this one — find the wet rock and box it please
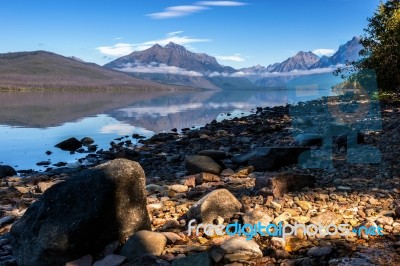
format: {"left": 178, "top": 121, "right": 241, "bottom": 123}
{"left": 120, "top": 231, "right": 167, "bottom": 262}
{"left": 185, "top": 156, "right": 222, "bottom": 175}
{"left": 171, "top": 252, "right": 213, "bottom": 266}
{"left": 55, "top": 137, "right": 82, "bottom": 152}
{"left": 255, "top": 172, "right": 315, "bottom": 198}
{"left": 0, "top": 216, "right": 15, "bottom": 227}
{"left": 187, "top": 189, "right": 242, "bottom": 223}
{"left": 220, "top": 237, "right": 262, "bottom": 262}
{"left": 80, "top": 137, "right": 94, "bottom": 146}
{"left": 0, "top": 165, "right": 17, "bottom": 179}
{"left": 10, "top": 159, "right": 151, "bottom": 266}
{"left": 198, "top": 150, "right": 226, "bottom": 161}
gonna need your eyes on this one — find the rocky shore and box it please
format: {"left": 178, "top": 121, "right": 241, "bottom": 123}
{"left": 1, "top": 93, "right": 400, "bottom": 266}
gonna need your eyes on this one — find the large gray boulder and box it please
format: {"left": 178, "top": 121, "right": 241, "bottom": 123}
{"left": 10, "top": 159, "right": 151, "bottom": 266}
{"left": 185, "top": 155, "right": 222, "bottom": 175}
{"left": 120, "top": 230, "right": 167, "bottom": 261}
{"left": 187, "top": 189, "right": 242, "bottom": 224}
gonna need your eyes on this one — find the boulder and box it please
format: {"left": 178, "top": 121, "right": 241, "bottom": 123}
{"left": 185, "top": 156, "right": 222, "bottom": 175}
{"left": 10, "top": 159, "right": 151, "bottom": 266}
{"left": 233, "top": 147, "right": 311, "bottom": 171}
{"left": 0, "top": 165, "right": 17, "bottom": 178}
{"left": 198, "top": 150, "right": 227, "bottom": 161}
{"left": 120, "top": 231, "right": 167, "bottom": 262}
{"left": 220, "top": 237, "right": 262, "bottom": 262}
{"left": 187, "top": 189, "right": 242, "bottom": 224}
{"left": 255, "top": 172, "right": 315, "bottom": 198}
{"left": 55, "top": 137, "right": 82, "bottom": 151}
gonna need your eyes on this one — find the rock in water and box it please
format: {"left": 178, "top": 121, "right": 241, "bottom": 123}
{"left": 55, "top": 137, "right": 82, "bottom": 151}
{"left": 187, "top": 189, "right": 242, "bottom": 224}
{"left": 185, "top": 155, "right": 222, "bottom": 175}
{"left": 0, "top": 165, "right": 17, "bottom": 178}
{"left": 10, "top": 159, "right": 151, "bottom": 266}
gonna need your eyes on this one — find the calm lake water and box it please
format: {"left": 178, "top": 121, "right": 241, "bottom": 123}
{"left": 0, "top": 86, "right": 336, "bottom": 172}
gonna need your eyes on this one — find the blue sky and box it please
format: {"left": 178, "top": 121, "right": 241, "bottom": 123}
{"left": 0, "top": 0, "right": 380, "bottom": 68}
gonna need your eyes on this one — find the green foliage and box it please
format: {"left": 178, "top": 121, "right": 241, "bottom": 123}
{"left": 358, "top": 0, "right": 400, "bottom": 91}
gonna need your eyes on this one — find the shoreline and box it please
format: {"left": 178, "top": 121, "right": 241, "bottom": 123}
{"left": 1, "top": 92, "right": 400, "bottom": 265}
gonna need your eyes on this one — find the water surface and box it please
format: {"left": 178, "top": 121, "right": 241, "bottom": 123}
{"left": 0, "top": 87, "right": 335, "bottom": 171}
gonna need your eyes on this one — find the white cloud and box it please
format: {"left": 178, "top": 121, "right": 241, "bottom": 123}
{"left": 197, "top": 1, "right": 248, "bottom": 6}
{"left": 216, "top": 54, "right": 245, "bottom": 62}
{"left": 96, "top": 43, "right": 135, "bottom": 57}
{"left": 147, "top": 1, "right": 248, "bottom": 19}
{"left": 118, "top": 62, "right": 204, "bottom": 77}
{"left": 147, "top": 5, "right": 208, "bottom": 19}
{"left": 312, "top": 49, "right": 336, "bottom": 57}
{"left": 167, "top": 31, "right": 184, "bottom": 36}
{"left": 96, "top": 32, "right": 210, "bottom": 57}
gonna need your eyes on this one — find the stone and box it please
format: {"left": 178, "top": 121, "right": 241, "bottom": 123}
{"left": 284, "top": 236, "right": 311, "bottom": 252}
{"left": 80, "top": 137, "right": 94, "bottom": 146}
{"left": 273, "top": 212, "right": 291, "bottom": 225}
{"left": 310, "top": 211, "right": 342, "bottom": 226}
{"left": 294, "top": 134, "right": 323, "bottom": 146}
{"left": 65, "top": 255, "right": 93, "bottom": 266}
{"left": 169, "top": 184, "right": 188, "bottom": 193}
{"left": 187, "top": 189, "right": 242, "bottom": 224}
{"left": 161, "top": 232, "right": 182, "bottom": 244}
{"left": 255, "top": 172, "right": 315, "bottom": 198}
{"left": 198, "top": 150, "right": 227, "bottom": 161}
{"left": 307, "top": 246, "right": 334, "bottom": 258}
{"left": 220, "top": 237, "right": 262, "bottom": 262}
{"left": 195, "top": 173, "right": 220, "bottom": 184}
{"left": 233, "top": 147, "right": 310, "bottom": 171}
{"left": 376, "top": 216, "right": 394, "bottom": 226}
{"left": 242, "top": 210, "right": 272, "bottom": 228}
{"left": 0, "top": 165, "right": 17, "bottom": 178}
{"left": 93, "top": 255, "right": 126, "bottom": 266}
{"left": 171, "top": 252, "right": 213, "bottom": 266}
{"left": 120, "top": 231, "right": 167, "bottom": 262}
{"left": 10, "top": 159, "right": 151, "bottom": 266}
{"left": 296, "top": 201, "right": 312, "bottom": 211}
{"left": 55, "top": 137, "right": 82, "bottom": 152}
{"left": 292, "top": 216, "right": 310, "bottom": 224}
{"left": 185, "top": 156, "right": 222, "bottom": 175}
{"left": 36, "top": 182, "right": 54, "bottom": 193}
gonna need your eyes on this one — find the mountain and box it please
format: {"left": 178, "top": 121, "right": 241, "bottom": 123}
{"left": 105, "top": 42, "right": 235, "bottom": 75}
{"left": 0, "top": 51, "right": 176, "bottom": 90}
{"left": 271, "top": 51, "right": 320, "bottom": 72}
{"left": 311, "top": 36, "right": 363, "bottom": 68}
{"left": 105, "top": 42, "right": 243, "bottom": 89}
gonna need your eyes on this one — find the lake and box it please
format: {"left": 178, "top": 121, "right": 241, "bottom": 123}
{"left": 0, "top": 87, "right": 335, "bottom": 172}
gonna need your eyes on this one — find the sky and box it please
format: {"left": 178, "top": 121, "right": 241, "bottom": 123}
{"left": 0, "top": 0, "right": 381, "bottom": 68}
